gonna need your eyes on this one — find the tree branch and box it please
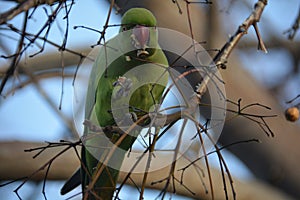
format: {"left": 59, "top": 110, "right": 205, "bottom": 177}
{"left": 214, "top": 0, "right": 268, "bottom": 69}
{"left": 0, "top": 141, "right": 295, "bottom": 200}
{"left": 0, "top": 0, "right": 60, "bottom": 25}
{"left": 284, "top": 5, "right": 300, "bottom": 40}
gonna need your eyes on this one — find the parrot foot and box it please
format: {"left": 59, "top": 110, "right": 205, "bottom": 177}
{"left": 195, "top": 82, "right": 207, "bottom": 95}
{"left": 83, "top": 119, "right": 102, "bottom": 132}
{"left": 116, "top": 112, "right": 138, "bottom": 127}
{"left": 112, "top": 76, "right": 133, "bottom": 99}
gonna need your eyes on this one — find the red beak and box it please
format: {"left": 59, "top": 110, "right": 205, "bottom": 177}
{"left": 131, "top": 25, "right": 150, "bottom": 57}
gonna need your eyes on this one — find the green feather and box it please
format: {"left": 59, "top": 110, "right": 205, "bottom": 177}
{"left": 61, "top": 8, "right": 168, "bottom": 200}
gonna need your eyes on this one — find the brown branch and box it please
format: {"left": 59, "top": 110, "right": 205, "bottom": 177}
{"left": 0, "top": 0, "right": 61, "bottom": 25}
{"left": 0, "top": 141, "right": 295, "bottom": 200}
{"left": 105, "top": 1, "right": 300, "bottom": 198}
{"left": 0, "top": 11, "right": 28, "bottom": 95}
{"left": 213, "top": 0, "right": 268, "bottom": 69}
{"left": 284, "top": 5, "right": 300, "bottom": 40}
{"left": 20, "top": 66, "right": 79, "bottom": 139}
{"left": 0, "top": 2, "right": 65, "bottom": 95}
{"left": 0, "top": 141, "right": 80, "bottom": 181}
{"left": 0, "top": 1, "right": 274, "bottom": 199}
{"left": 3, "top": 71, "right": 75, "bottom": 97}
{"left": 83, "top": 2, "right": 270, "bottom": 198}
{"left": 1, "top": 24, "right": 90, "bottom": 60}
{"left": 253, "top": 22, "right": 268, "bottom": 53}
{"left": 0, "top": 47, "right": 91, "bottom": 75}
{"left": 94, "top": 0, "right": 115, "bottom": 46}
{"left": 194, "top": 0, "right": 268, "bottom": 114}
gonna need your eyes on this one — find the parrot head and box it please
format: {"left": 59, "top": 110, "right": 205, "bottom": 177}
{"left": 120, "top": 8, "right": 158, "bottom": 58}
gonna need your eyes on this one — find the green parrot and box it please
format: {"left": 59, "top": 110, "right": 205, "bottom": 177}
{"left": 61, "top": 8, "right": 169, "bottom": 200}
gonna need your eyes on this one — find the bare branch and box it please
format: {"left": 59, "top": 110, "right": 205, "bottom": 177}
{"left": 284, "top": 6, "right": 300, "bottom": 40}
{"left": 0, "top": 141, "right": 295, "bottom": 200}
{"left": 0, "top": 10, "right": 28, "bottom": 95}
{"left": 214, "top": 0, "right": 268, "bottom": 69}
{"left": 0, "top": 0, "right": 60, "bottom": 25}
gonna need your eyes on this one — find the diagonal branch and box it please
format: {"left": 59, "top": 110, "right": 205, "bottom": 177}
{"left": 0, "top": 11, "right": 28, "bottom": 95}
{"left": 284, "top": 5, "right": 300, "bottom": 40}
{"left": 0, "top": 0, "right": 61, "bottom": 25}
{"left": 213, "top": 0, "right": 268, "bottom": 70}
{"left": 195, "top": 0, "right": 268, "bottom": 105}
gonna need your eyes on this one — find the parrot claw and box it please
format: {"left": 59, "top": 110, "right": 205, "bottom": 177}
{"left": 129, "top": 112, "right": 138, "bottom": 122}
{"left": 83, "top": 119, "right": 102, "bottom": 132}
{"left": 116, "top": 112, "right": 138, "bottom": 127}
{"left": 195, "top": 82, "right": 201, "bottom": 91}
{"left": 112, "top": 76, "right": 133, "bottom": 99}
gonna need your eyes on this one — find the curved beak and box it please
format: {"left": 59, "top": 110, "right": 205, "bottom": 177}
{"left": 131, "top": 25, "right": 150, "bottom": 57}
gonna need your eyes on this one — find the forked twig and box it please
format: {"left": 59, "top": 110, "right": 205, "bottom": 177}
{"left": 2, "top": 140, "right": 82, "bottom": 200}
{"left": 213, "top": 0, "right": 268, "bottom": 69}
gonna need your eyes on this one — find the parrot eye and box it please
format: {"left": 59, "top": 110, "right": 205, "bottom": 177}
{"left": 121, "top": 24, "right": 135, "bottom": 32}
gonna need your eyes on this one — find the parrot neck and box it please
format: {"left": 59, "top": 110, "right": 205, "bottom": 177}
{"left": 124, "top": 46, "right": 161, "bottom": 63}
{"left": 105, "top": 47, "right": 164, "bottom": 78}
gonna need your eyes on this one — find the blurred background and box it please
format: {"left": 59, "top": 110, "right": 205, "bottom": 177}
{"left": 0, "top": 0, "right": 300, "bottom": 199}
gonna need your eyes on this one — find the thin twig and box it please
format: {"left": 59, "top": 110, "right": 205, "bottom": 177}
{"left": 0, "top": 0, "right": 61, "bottom": 25}
{"left": 0, "top": 11, "right": 28, "bottom": 95}
{"left": 0, "top": 2, "right": 65, "bottom": 94}
{"left": 213, "top": 0, "right": 268, "bottom": 69}
{"left": 12, "top": 140, "right": 81, "bottom": 199}
{"left": 284, "top": 5, "right": 300, "bottom": 40}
